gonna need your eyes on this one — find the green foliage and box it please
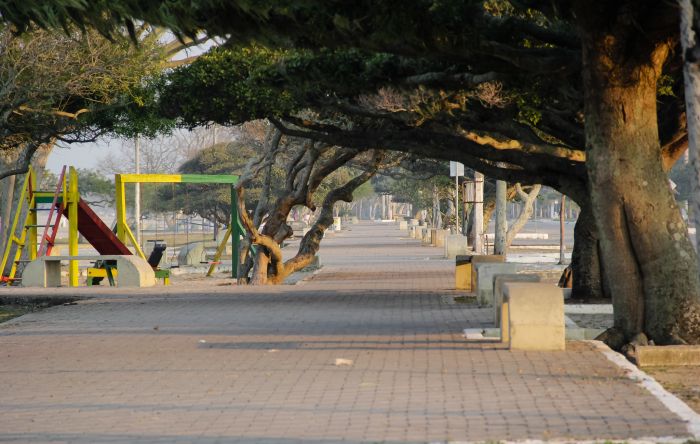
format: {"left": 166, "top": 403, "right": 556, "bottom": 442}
{"left": 159, "top": 45, "right": 446, "bottom": 127}
{"left": 158, "top": 141, "right": 267, "bottom": 225}
{"left": 351, "top": 181, "right": 374, "bottom": 201}
{"left": 0, "top": 24, "right": 170, "bottom": 154}
{"left": 515, "top": 92, "right": 542, "bottom": 126}
{"left": 77, "top": 168, "right": 114, "bottom": 202}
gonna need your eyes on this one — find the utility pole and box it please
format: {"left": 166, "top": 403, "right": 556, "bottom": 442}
{"left": 134, "top": 136, "right": 142, "bottom": 248}
{"left": 494, "top": 180, "right": 507, "bottom": 255}
{"left": 559, "top": 195, "right": 567, "bottom": 264}
{"left": 474, "top": 171, "right": 484, "bottom": 254}
{"left": 455, "top": 175, "right": 460, "bottom": 232}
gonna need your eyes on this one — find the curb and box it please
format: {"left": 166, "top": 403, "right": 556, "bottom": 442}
{"left": 588, "top": 339, "right": 700, "bottom": 439}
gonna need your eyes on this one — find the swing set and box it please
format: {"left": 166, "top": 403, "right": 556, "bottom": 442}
{"left": 114, "top": 173, "right": 245, "bottom": 278}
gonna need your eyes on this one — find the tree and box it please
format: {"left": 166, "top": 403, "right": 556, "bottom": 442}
{"left": 0, "top": 24, "right": 176, "bottom": 256}
{"left": 233, "top": 128, "right": 389, "bottom": 284}
{"left": 8, "top": 1, "right": 698, "bottom": 345}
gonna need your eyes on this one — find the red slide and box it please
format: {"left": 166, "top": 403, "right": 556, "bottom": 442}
{"left": 72, "top": 199, "right": 132, "bottom": 255}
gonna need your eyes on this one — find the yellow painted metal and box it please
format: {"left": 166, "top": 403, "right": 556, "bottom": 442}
{"left": 124, "top": 223, "right": 146, "bottom": 260}
{"left": 114, "top": 172, "right": 241, "bottom": 277}
{"left": 0, "top": 167, "right": 36, "bottom": 283}
{"left": 114, "top": 175, "right": 146, "bottom": 260}
{"left": 28, "top": 171, "right": 37, "bottom": 261}
{"left": 117, "top": 173, "right": 184, "bottom": 184}
{"left": 115, "top": 175, "right": 127, "bottom": 243}
{"left": 68, "top": 167, "right": 79, "bottom": 287}
{"left": 206, "top": 226, "right": 232, "bottom": 277}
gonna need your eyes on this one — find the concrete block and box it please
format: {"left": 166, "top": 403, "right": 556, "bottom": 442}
{"left": 399, "top": 221, "right": 408, "bottom": 230}
{"left": 503, "top": 282, "right": 565, "bottom": 351}
{"left": 474, "top": 263, "right": 520, "bottom": 306}
{"left": 351, "top": 216, "right": 359, "bottom": 224}
{"left": 22, "top": 255, "right": 156, "bottom": 288}
{"left": 432, "top": 229, "right": 447, "bottom": 247}
{"left": 409, "top": 219, "right": 419, "bottom": 226}
{"left": 421, "top": 228, "right": 431, "bottom": 245}
{"left": 493, "top": 273, "right": 541, "bottom": 326}
{"left": 636, "top": 345, "right": 700, "bottom": 367}
{"left": 470, "top": 255, "right": 505, "bottom": 290}
{"left": 116, "top": 255, "right": 157, "bottom": 287}
{"left": 455, "top": 254, "right": 474, "bottom": 291}
{"left": 444, "top": 234, "right": 469, "bottom": 259}
{"left": 178, "top": 242, "right": 206, "bottom": 266}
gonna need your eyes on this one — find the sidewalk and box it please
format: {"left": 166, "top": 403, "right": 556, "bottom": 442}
{"left": 0, "top": 222, "right": 695, "bottom": 443}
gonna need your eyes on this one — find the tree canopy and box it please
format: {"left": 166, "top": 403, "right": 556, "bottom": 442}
{"left": 3, "top": 0, "right": 700, "bottom": 345}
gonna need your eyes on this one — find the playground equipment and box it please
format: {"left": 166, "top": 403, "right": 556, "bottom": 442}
{"left": 0, "top": 166, "right": 133, "bottom": 286}
{"left": 114, "top": 173, "right": 245, "bottom": 278}
{"left": 1, "top": 168, "right": 245, "bottom": 286}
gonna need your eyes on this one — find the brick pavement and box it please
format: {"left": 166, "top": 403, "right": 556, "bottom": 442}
{"left": 0, "top": 222, "right": 692, "bottom": 443}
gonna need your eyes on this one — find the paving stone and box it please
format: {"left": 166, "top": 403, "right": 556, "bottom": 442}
{"left": 0, "top": 222, "right": 691, "bottom": 442}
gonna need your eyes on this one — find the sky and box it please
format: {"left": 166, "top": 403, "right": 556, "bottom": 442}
{"left": 46, "top": 140, "right": 114, "bottom": 173}
{"left": 45, "top": 33, "right": 218, "bottom": 175}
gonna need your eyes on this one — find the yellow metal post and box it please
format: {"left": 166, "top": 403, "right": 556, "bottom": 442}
{"left": 115, "top": 175, "right": 127, "bottom": 243}
{"left": 68, "top": 167, "right": 79, "bottom": 287}
{"left": 28, "top": 169, "right": 37, "bottom": 260}
{"left": 206, "top": 226, "right": 232, "bottom": 277}
{"left": 114, "top": 174, "right": 146, "bottom": 260}
{"left": 0, "top": 167, "right": 32, "bottom": 276}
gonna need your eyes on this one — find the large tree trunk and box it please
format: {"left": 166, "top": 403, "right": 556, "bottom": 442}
{"left": 570, "top": 203, "right": 608, "bottom": 301}
{"left": 579, "top": 10, "right": 700, "bottom": 344}
{"left": 250, "top": 249, "right": 270, "bottom": 285}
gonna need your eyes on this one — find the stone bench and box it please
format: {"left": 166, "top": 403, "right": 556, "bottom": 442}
{"left": 454, "top": 254, "right": 505, "bottom": 290}
{"left": 22, "top": 255, "right": 156, "bottom": 288}
{"left": 421, "top": 228, "right": 432, "bottom": 245}
{"left": 444, "top": 234, "right": 469, "bottom": 259}
{"left": 501, "top": 282, "right": 565, "bottom": 351}
{"left": 493, "top": 273, "right": 542, "bottom": 325}
{"left": 474, "top": 262, "right": 520, "bottom": 306}
{"left": 430, "top": 229, "right": 447, "bottom": 247}
{"left": 470, "top": 255, "right": 506, "bottom": 290}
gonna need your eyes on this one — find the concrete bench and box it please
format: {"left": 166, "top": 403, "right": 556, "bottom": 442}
{"left": 470, "top": 255, "right": 506, "bottom": 290}
{"left": 431, "top": 229, "right": 447, "bottom": 247}
{"left": 444, "top": 234, "right": 469, "bottom": 258}
{"left": 493, "top": 273, "right": 541, "bottom": 325}
{"left": 474, "top": 262, "right": 520, "bottom": 306}
{"left": 502, "top": 282, "right": 565, "bottom": 351}
{"left": 421, "top": 228, "right": 432, "bottom": 245}
{"left": 22, "top": 255, "right": 156, "bottom": 288}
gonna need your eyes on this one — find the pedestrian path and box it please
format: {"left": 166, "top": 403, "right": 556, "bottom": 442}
{"left": 0, "top": 222, "right": 694, "bottom": 443}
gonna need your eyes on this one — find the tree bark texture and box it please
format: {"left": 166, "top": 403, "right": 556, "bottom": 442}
{"left": 570, "top": 203, "right": 608, "bottom": 301}
{"left": 580, "top": 11, "right": 700, "bottom": 343}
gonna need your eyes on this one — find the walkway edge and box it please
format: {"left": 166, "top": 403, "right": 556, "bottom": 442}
{"left": 587, "top": 339, "right": 700, "bottom": 439}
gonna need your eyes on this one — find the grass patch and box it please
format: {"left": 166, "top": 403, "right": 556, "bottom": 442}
{"left": 0, "top": 305, "right": 33, "bottom": 322}
{"left": 0, "top": 297, "right": 80, "bottom": 324}
{"left": 453, "top": 295, "right": 478, "bottom": 304}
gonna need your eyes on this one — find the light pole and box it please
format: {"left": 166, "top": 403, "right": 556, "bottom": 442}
{"left": 134, "top": 136, "right": 142, "bottom": 247}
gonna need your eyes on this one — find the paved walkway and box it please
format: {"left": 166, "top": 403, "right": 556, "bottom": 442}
{"left": 0, "top": 222, "right": 694, "bottom": 443}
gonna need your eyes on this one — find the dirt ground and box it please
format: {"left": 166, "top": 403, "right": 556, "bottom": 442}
{"left": 646, "top": 366, "right": 700, "bottom": 414}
